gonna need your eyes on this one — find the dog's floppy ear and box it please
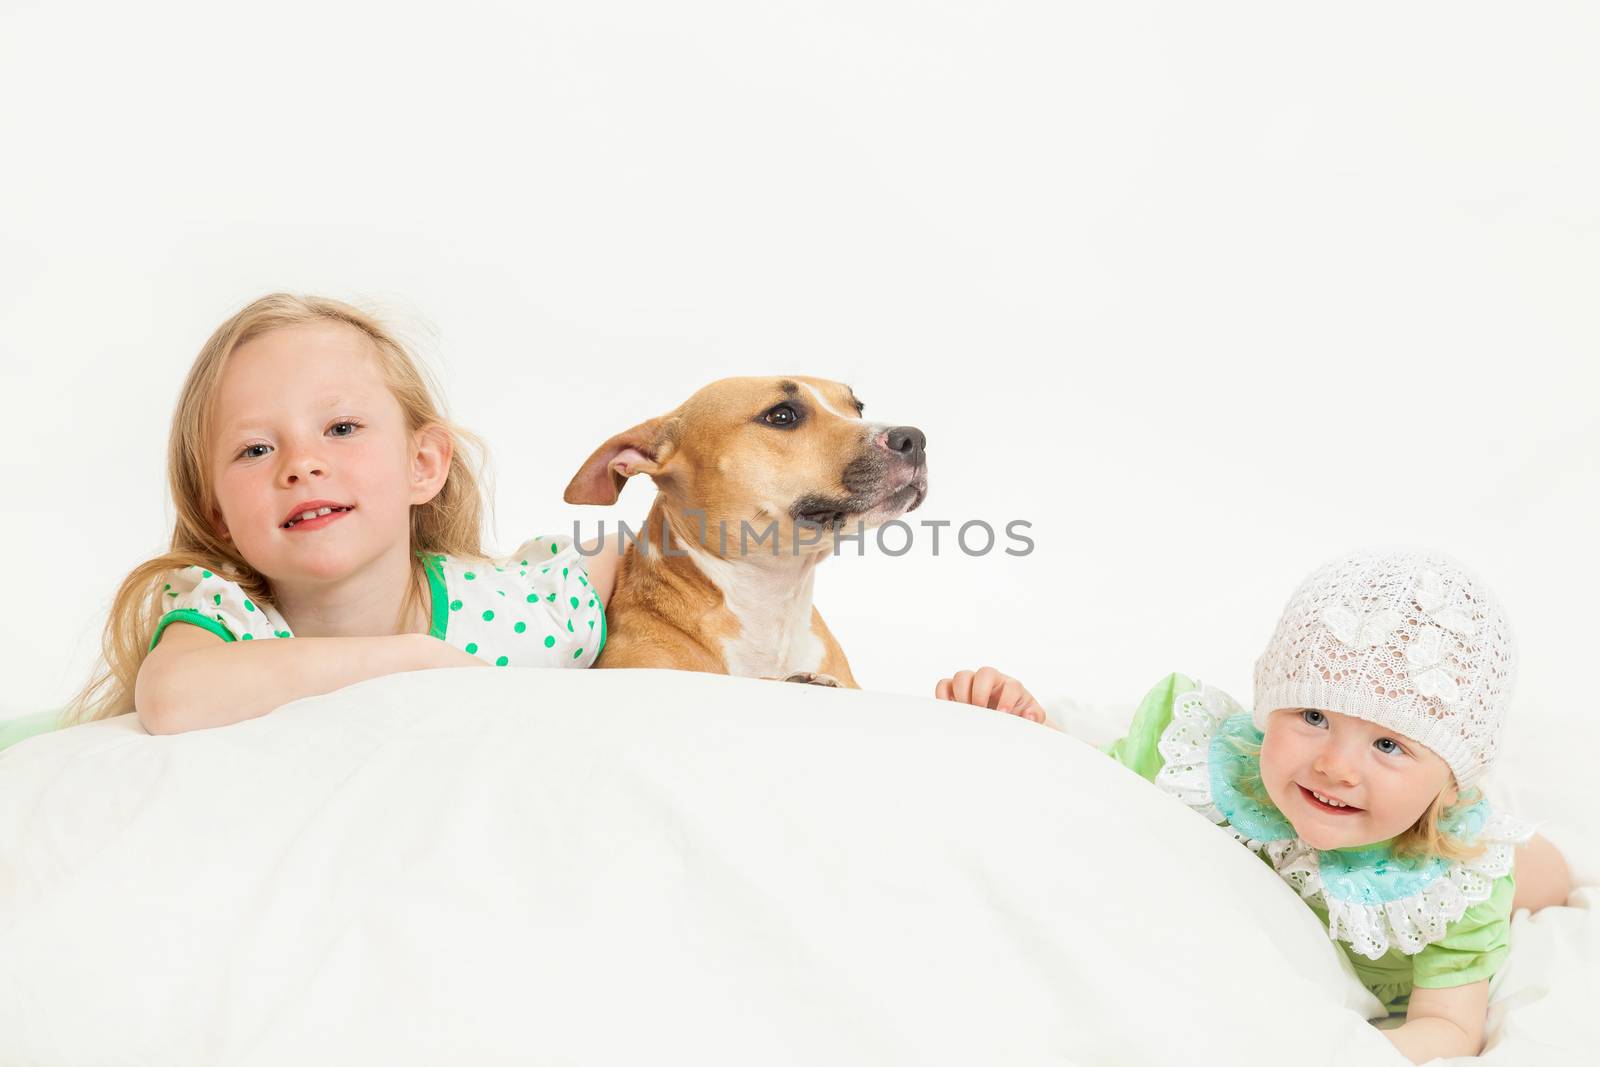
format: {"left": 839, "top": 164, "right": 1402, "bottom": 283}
{"left": 563, "top": 415, "right": 677, "bottom": 505}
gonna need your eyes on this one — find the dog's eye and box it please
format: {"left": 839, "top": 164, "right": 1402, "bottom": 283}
{"left": 763, "top": 403, "right": 800, "bottom": 428}
{"left": 852, "top": 399, "right": 865, "bottom": 416}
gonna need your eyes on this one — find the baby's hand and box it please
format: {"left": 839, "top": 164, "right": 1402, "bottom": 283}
{"left": 934, "top": 666, "right": 1046, "bottom": 725}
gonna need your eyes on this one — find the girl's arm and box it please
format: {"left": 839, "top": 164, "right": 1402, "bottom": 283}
{"left": 579, "top": 535, "right": 620, "bottom": 607}
{"left": 135, "top": 623, "right": 485, "bottom": 735}
{"left": 1384, "top": 980, "right": 1488, "bottom": 1064}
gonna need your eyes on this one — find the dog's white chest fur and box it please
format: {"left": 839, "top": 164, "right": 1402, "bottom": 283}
{"left": 682, "top": 543, "right": 827, "bottom": 677}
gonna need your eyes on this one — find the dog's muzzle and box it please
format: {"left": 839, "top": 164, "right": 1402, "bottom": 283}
{"left": 791, "top": 425, "right": 928, "bottom": 528}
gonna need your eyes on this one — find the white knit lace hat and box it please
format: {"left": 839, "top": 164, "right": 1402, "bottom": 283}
{"left": 1252, "top": 548, "right": 1516, "bottom": 788}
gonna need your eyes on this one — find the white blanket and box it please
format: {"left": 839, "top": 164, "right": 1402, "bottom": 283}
{"left": 0, "top": 668, "right": 1591, "bottom": 1065}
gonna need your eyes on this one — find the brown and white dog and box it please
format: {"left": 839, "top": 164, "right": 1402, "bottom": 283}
{"left": 563, "top": 376, "right": 927, "bottom": 688}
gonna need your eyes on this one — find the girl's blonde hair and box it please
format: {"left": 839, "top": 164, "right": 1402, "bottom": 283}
{"left": 1226, "top": 733, "right": 1486, "bottom": 863}
{"left": 66, "top": 293, "right": 491, "bottom": 724}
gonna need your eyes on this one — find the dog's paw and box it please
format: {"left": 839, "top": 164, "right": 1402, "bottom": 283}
{"left": 779, "top": 671, "right": 844, "bottom": 688}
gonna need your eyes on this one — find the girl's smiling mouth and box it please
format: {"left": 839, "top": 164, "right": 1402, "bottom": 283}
{"left": 281, "top": 503, "right": 355, "bottom": 530}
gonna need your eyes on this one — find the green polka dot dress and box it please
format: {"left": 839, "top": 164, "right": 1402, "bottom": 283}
{"left": 148, "top": 535, "right": 607, "bottom": 670}
{"left": 424, "top": 535, "right": 605, "bottom": 668}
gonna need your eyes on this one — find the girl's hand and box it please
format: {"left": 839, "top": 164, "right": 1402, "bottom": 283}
{"left": 934, "top": 666, "right": 1047, "bottom": 725}
{"left": 138, "top": 630, "right": 485, "bottom": 736}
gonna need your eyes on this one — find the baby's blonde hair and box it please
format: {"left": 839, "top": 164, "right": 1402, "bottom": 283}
{"left": 1226, "top": 733, "right": 1486, "bottom": 863}
{"left": 66, "top": 293, "right": 491, "bottom": 724}
{"left": 1401, "top": 788, "right": 1488, "bottom": 864}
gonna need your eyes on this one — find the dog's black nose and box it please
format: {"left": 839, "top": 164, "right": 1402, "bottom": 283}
{"left": 884, "top": 426, "right": 926, "bottom": 465}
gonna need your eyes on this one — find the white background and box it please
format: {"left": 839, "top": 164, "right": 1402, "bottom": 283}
{"left": 2, "top": 2, "right": 1596, "bottom": 747}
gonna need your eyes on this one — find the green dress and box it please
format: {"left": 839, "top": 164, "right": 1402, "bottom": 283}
{"left": 149, "top": 536, "right": 606, "bottom": 669}
{"left": 1107, "top": 672, "right": 1530, "bottom": 1014}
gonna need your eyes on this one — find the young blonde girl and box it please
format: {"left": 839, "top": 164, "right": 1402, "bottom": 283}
{"left": 944, "top": 548, "right": 1572, "bottom": 1064}
{"left": 67, "top": 293, "right": 617, "bottom": 734}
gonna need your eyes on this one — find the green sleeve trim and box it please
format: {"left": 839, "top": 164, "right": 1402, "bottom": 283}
{"left": 149, "top": 608, "right": 236, "bottom": 651}
{"left": 1102, "top": 672, "right": 1197, "bottom": 782}
{"left": 1411, "top": 947, "right": 1509, "bottom": 991}
{"left": 421, "top": 553, "right": 450, "bottom": 641}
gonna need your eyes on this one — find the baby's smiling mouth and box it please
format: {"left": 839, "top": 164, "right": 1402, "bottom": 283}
{"left": 1299, "top": 785, "right": 1364, "bottom": 814}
